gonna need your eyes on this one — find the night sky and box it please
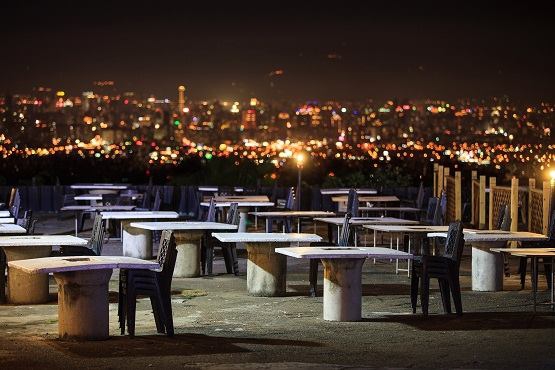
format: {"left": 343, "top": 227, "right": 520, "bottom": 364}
{"left": 1, "top": 2, "right": 554, "bottom": 102}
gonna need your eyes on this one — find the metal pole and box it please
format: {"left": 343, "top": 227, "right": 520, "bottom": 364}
{"left": 297, "top": 166, "right": 302, "bottom": 211}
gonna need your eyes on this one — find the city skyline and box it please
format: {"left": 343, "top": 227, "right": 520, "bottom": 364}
{"left": 1, "top": 2, "right": 554, "bottom": 102}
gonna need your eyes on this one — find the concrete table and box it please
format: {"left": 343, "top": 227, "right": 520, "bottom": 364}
{"left": 428, "top": 230, "right": 548, "bottom": 292}
{"left": 315, "top": 217, "right": 419, "bottom": 247}
{"left": 74, "top": 194, "right": 103, "bottom": 201}
{"left": 320, "top": 188, "right": 377, "bottom": 195}
{"left": 60, "top": 205, "right": 136, "bottom": 235}
{"left": 359, "top": 206, "right": 421, "bottom": 218}
{"left": 71, "top": 183, "right": 129, "bottom": 195}
{"left": 0, "top": 217, "right": 15, "bottom": 224}
{"left": 276, "top": 246, "right": 413, "bottom": 321}
{"left": 201, "top": 198, "right": 275, "bottom": 233}
{"left": 0, "top": 210, "right": 10, "bottom": 217}
{"left": 130, "top": 221, "right": 238, "bottom": 277}
{"left": 249, "top": 211, "right": 335, "bottom": 233}
{"left": 101, "top": 211, "right": 179, "bottom": 259}
{"left": 8, "top": 256, "right": 158, "bottom": 340}
{"left": 0, "top": 235, "right": 87, "bottom": 304}
{"left": 211, "top": 232, "right": 322, "bottom": 297}
{"left": 0, "top": 224, "right": 27, "bottom": 235}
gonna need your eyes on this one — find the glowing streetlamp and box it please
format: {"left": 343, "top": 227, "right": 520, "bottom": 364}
{"left": 295, "top": 153, "right": 305, "bottom": 211}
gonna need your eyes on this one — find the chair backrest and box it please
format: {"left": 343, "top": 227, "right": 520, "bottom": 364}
{"left": 8, "top": 188, "right": 18, "bottom": 208}
{"left": 205, "top": 197, "right": 217, "bottom": 222}
{"left": 226, "top": 202, "right": 240, "bottom": 226}
{"left": 337, "top": 212, "right": 352, "bottom": 246}
{"left": 141, "top": 186, "right": 153, "bottom": 209}
{"left": 152, "top": 189, "right": 162, "bottom": 211}
{"left": 10, "top": 190, "right": 21, "bottom": 219}
{"left": 156, "top": 230, "right": 177, "bottom": 287}
{"left": 442, "top": 221, "right": 465, "bottom": 264}
{"left": 87, "top": 213, "right": 105, "bottom": 255}
{"left": 284, "top": 187, "right": 295, "bottom": 210}
{"left": 495, "top": 204, "right": 511, "bottom": 231}
{"left": 346, "top": 189, "right": 358, "bottom": 216}
{"left": 425, "top": 197, "right": 439, "bottom": 222}
{"left": 415, "top": 182, "right": 425, "bottom": 209}
{"left": 16, "top": 210, "right": 32, "bottom": 233}
{"left": 433, "top": 191, "right": 447, "bottom": 226}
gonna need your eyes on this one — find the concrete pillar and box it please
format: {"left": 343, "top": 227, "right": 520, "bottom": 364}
{"left": 3, "top": 245, "right": 52, "bottom": 304}
{"left": 173, "top": 231, "right": 203, "bottom": 278}
{"left": 321, "top": 258, "right": 365, "bottom": 321}
{"left": 471, "top": 242, "right": 505, "bottom": 291}
{"left": 122, "top": 220, "right": 152, "bottom": 259}
{"left": 246, "top": 242, "right": 288, "bottom": 296}
{"left": 54, "top": 269, "right": 113, "bottom": 340}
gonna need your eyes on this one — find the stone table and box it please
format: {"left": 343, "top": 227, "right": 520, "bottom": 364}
{"left": 320, "top": 188, "right": 377, "bottom": 195}
{"left": 0, "top": 235, "right": 87, "bottom": 304}
{"left": 130, "top": 221, "right": 238, "bottom": 277}
{"left": 100, "top": 211, "right": 179, "bottom": 259}
{"left": 200, "top": 197, "right": 275, "bottom": 232}
{"left": 211, "top": 232, "right": 322, "bottom": 297}
{"left": 0, "top": 217, "right": 14, "bottom": 224}
{"left": 8, "top": 256, "right": 158, "bottom": 340}
{"left": 0, "top": 210, "right": 10, "bottom": 217}
{"left": 276, "top": 246, "right": 413, "bottom": 321}
{"left": 358, "top": 206, "right": 421, "bottom": 218}
{"left": 428, "top": 230, "right": 548, "bottom": 292}
{"left": 60, "top": 205, "right": 136, "bottom": 235}
{"left": 0, "top": 224, "right": 27, "bottom": 234}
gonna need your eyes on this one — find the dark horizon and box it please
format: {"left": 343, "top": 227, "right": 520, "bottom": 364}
{"left": 2, "top": 2, "right": 555, "bottom": 103}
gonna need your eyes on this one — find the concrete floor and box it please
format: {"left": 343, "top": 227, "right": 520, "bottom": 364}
{"left": 1, "top": 214, "right": 554, "bottom": 369}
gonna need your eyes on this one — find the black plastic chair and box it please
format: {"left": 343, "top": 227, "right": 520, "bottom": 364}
{"left": 346, "top": 188, "right": 359, "bottom": 216}
{"left": 56, "top": 213, "right": 105, "bottom": 256}
{"left": 16, "top": 210, "right": 38, "bottom": 235}
{"left": 119, "top": 230, "right": 177, "bottom": 337}
{"left": 495, "top": 204, "right": 512, "bottom": 277}
{"left": 9, "top": 189, "right": 21, "bottom": 219}
{"left": 519, "top": 210, "right": 555, "bottom": 289}
{"left": 422, "top": 197, "right": 439, "bottom": 224}
{"left": 308, "top": 213, "right": 352, "bottom": 297}
{"left": 411, "top": 221, "right": 465, "bottom": 316}
{"left": 204, "top": 203, "right": 240, "bottom": 275}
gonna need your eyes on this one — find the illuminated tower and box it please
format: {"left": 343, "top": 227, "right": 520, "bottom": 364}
{"left": 178, "top": 85, "right": 186, "bottom": 114}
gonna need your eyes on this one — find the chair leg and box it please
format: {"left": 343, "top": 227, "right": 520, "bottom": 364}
{"left": 222, "top": 246, "right": 233, "bottom": 274}
{"left": 200, "top": 236, "right": 207, "bottom": 275}
{"left": 449, "top": 271, "right": 463, "bottom": 316}
{"left": 438, "top": 279, "right": 452, "bottom": 314}
{"left": 309, "top": 259, "right": 319, "bottom": 297}
{"left": 544, "top": 260, "right": 553, "bottom": 289}
{"left": 126, "top": 286, "right": 137, "bottom": 337}
{"left": 0, "top": 249, "right": 6, "bottom": 304}
{"left": 420, "top": 275, "right": 430, "bottom": 316}
{"left": 410, "top": 271, "right": 419, "bottom": 314}
{"left": 519, "top": 257, "right": 527, "bottom": 289}
{"left": 160, "top": 290, "right": 174, "bottom": 337}
{"left": 150, "top": 296, "right": 165, "bottom": 334}
{"left": 230, "top": 245, "right": 239, "bottom": 276}
{"left": 206, "top": 244, "right": 214, "bottom": 275}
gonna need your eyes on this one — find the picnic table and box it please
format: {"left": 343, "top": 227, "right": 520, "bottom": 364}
{"left": 100, "top": 211, "right": 179, "bottom": 259}
{"left": 427, "top": 230, "right": 548, "bottom": 292}
{"left": 130, "top": 221, "right": 238, "bottom": 277}
{"left": 211, "top": 232, "right": 322, "bottom": 297}
{"left": 276, "top": 246, "right": 413, "bottom": 321}
{"left": 8, "top": 256, "right": 158, "bottom": 340}
{"left": 249, "top": 211, "right": 335, "bottom": 232}
{"left": 0, "top": 235, "right": 87, "bottom": 304}
{"left": 200, "top": 196, "right": 275, "bottom": 232}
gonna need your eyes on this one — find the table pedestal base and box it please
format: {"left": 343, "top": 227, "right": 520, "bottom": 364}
{"left": 322, "top": 258, "right": 365, "bottom": 321}
{"left": 246, "top": 242, "right": 287, "bottom": 296}
{"left": 54, "top": 269, "right": 112, "bottom": 340}
{"left": 472, "top": 242, "right": 505, "bottom": 292}
{"left": 122, "top": 220, "right": 152, "bottom": 259}
{"left": 173, "top": 232, "right": 202, "bottom": 278}
{"left": 4, "top": 246, "right": 52, "bottom": 304}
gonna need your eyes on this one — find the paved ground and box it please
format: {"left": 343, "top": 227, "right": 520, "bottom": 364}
{"left": 1, "top": 214, "right": 554, "bottom": 369}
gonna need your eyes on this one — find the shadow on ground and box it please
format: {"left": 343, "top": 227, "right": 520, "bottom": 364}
{"left": 44, "top": 333, "right": 323, "bottom": 358}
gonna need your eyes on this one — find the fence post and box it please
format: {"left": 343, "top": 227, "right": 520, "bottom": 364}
{"left": 510, "top": 177, "right": 519, "bottom": 236}
{"left": 471, "top": 171, "right": 477, "bottom": 225}
{"left": 455, "top": 171, "right": 462, "bottom": 221}
{"left": 543, "top": 181, "right": 551, "bottom": 235}
{"left": 443, "top": 167, "right": 450, "bottom": 191}
{"left": 528, "top": 178, "right": 535, "bottom": 231}
{"left": 479, "top": 175, "right": 486, "bottom": 229}
{"left": 437, "top": 165, "right": 444, "bottom": 196}
{"left": 489, "top": 177, "right": 496, "bottom": 230}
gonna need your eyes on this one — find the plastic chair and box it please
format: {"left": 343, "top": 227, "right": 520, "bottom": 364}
{"left": 410, "top": 221, "right": 465, "bottom": 316}
{"left": 204, "top": 203, "right": 240, "bottom": 275}
{"left": 118, "top": 230, "right": 177, "bottom": 336}
{"left": 56, "top": 213, "right": 105, "bottom": 256}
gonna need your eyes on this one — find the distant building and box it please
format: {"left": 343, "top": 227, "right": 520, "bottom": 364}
{"left": 242, "top": 109, "right": 257, "bottom": 129}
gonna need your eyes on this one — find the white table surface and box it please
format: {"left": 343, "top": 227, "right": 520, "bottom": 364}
{"left": 61, "top": 205, "right": 136, "bottom": 211}
{"left": 364, "top": 225, "right": 450, "bottom": 233}
{"left": 359, "top": 207, "right": 421, "bottom": 212}
{"left": 315, "top": 217, "right": 419, "bottom": 226}
{"left": 100, "top": 211, "right": 179, "bottom": 220}
{"left": 8, "top": 256, "right": 159, "bottom": 274}
{"left": 320, "top": 188, "right": 377, "bottom": 195}
{"left": 70, "top": 184, "right": 128, "bottom": 190}
{"left": 492, "top": 247, "right": 555, "bottom": 255}
{"left": 214, "top": 195, "right": 270, "bottom": 202}
{"left": 0, "top": 235, "right": 87, "bottom": 247}
{"left": 201, "top": 201, "right": 275, "bottom": 207}
{"left": 276, "top": 246, "right": 414, "bottom": 259}
{"left": 211, "top": 232, "right": 322, "bottom": 243}
{"left": 427, "top": 231, "right": 548, "bottom": 243}
{"left": 0, "top": 224, "right": 27, "bottom": 234}
{"left": 130, "top": 221, "right": 237, "bottom": 231}
{"left": 249, "top": 211, "right": 335, "bottom": 217}
{"left": 0, "top": 217, "right": 15, "bottom": 224}
{"left": 74, "top": 195, "right": 103, "bottom": 201}
{"left": 332, "top": 195, "right": 400, "bottom": 203}
{"left": 0, "top": 210, "right": 10, "bottom": 217}
{"left": 198, "top": 186, "right": 219, "bottom": 192}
